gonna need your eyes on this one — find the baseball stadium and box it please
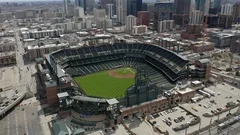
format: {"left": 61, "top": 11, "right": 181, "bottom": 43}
{"left": 44, "top": 42, "right": 189, "bottom": 125}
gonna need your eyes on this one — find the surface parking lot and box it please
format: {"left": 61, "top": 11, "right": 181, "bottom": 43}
{"left": 183, "top": 83, "right": 240, "bottom": 117}
{"left": 124, "top": 116, "right": 158, "bottom": 135}
{"left": 181, "top": 82, "right": 240, "bottom": 134}
{"left": 141, "top": 83, "right": 240, "bottom": 135}
{"left": 148, "top": 107, "right": 196, "bottom": 135}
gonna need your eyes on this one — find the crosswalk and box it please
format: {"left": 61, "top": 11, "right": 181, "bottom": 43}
{"left": 5, "top": 109, "right": 30, "bottom": 135}
{"left": 7, "top": 115, "right": 10, "bottom": 135}
{"left": 15, "top": 112, "right": 19, "bottom": 135}
{"left": 23, "top": 110, "right": 29, "bottom": 135}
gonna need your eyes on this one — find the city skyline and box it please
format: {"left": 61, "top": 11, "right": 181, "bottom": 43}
{"left": 0, "top": 0, "right": 157, "bottom": 2}
{"left": 0, "top": 0, "right": 240, "bottom": 135}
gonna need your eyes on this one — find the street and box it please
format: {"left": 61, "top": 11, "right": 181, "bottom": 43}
{"left": 0, "top": 21, "right": 43, "bottom": 135}
{"left": 0, "top": 100, "right": 43, "bottom": 135}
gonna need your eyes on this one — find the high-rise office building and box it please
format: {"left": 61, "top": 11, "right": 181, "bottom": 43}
{"left": 75, "top": 0, "right": 87, "bottom": 13}
{"left": 214, "top": 0, "right": 222, "bottom": 12}
{"left": 219, "top": 4, "right": 234, "bottom": 29}
{"left": 158, "top": 20, "right": 174, "bottom": 33}
{"left": 147, "top": 3, "right": 154, "bottom": 21}
{"left": 86, "top": 0, "right": 95, "bottom": 13}
{"left": 125, "top": 15, "right": 137, "bottom": 31}
{"left": 94, "top": 9, "right": 107, "bottom": 29}
{"left": 94, "top": 9, "right": 106, "bottom": 19}
{"left": 142, "top": 2, "right": 147, "bottom": 11}
{"left": 67, "top": 4, "right": 75, "bottom": 17}
{"left": 63, "top": 0, "right": 71, "bottom": 17}
{"left": 195, "top": 0, "right": 210, "bottom": 15}
{"left": 106, "top": 4, "right": 113, "bottom": 19}
{"left": 153, "top": 2, "right": 174, "bottom": 30}
{"left": 75, "top": 7, "right": 85, "bottom": 22}
{"left": 63, "top": 0, "right": 75, "bottom": 18}
{"left": 100, "top": 0, "right": 113, "bottom": 11}
{"left": 173, "top": 0, "right": 191, "bottom": 27}
{"left": 127, "top": 0, "right": 142, "bottom": 16}
{"left": 189, "top": 10, "right": 203, "bottom": 25}
{"left": 233, "top": 2, "right": 240, "bottom": 23}
{"left": 221, "top": 4, "right": 233, "bottom": 15}
{"left": 137, "top": 11, "right": 150, "bottom": 26}
{"left": 116, "top": 0, "right": 127, "bottom": 24}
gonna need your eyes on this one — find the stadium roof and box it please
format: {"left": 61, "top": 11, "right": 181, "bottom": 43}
{"left": 57, "top": 92, "right": 69, "bottom": 98}
{"left": 71, "top": 96, "right": 107, "bottom": 103}
{"left": 198, "top": 58, "right": 210, "bottom": 64}
{"left": 47, "top": 43, "right": 189, "bottom": 81}
{"left": 107, "top": 98, "right": 119, "bottom": 105}
{"left": 52, "top": 121, "right": 69, "bottom": 135}
{"left": 72, "top": 128, "right": 85, "bottom": 135}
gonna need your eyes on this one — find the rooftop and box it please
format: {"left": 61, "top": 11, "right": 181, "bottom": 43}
{"left": 52, "top": 121, "right": 69, "bottom": 135}
{"left": 0, "top": 37, "right": 15, "bottom": 44}
{"left": 0, "top": 51, "right": 15, "bottom": 57}
{"left": 27, "top": 43, "right": 69, "bottom": 50}
{"left": 57, "top": 92, "right": 69, "bottom": 98}
{"left": 107, "top": 98, "right": 119, "bottom": 105}
{"left": 198, "top": 58, "right": 210, "bottom": 64}
{"left": 71, "top": 96, "right": 107, "bottom": 103}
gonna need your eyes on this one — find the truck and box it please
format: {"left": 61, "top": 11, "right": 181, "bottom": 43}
{"left": 202, "top": 88, "right": 215, "bottom": 96}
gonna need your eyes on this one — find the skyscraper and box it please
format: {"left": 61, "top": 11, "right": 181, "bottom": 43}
{"left": 126, "top": 15, "right": 137, "bottom": 31}
{"left": 137, "top": 11, "right": 150, "bottom": 26}
{"left": 127, "top": 0, "right": 142, "bottom": 16}
{"left": 233, "top": 2, "right": 240, "bottom": 23}
{"left": 94, "top": 9, "right": 107, "bottom": 29}
{"left": 173, "top": 0, "right": 191, "bottom": 27}
{"left": 100, "top": 0, "right": 113, "bottom": 11}
{"left": 153, "top": 2, "right": 174, "bottom": 31}
{"left": 116, "top": 0, "right": 127, "bottom": 24}
{"left": 75, "top": 7, "right": 85, "bottom": 22}
{"left": 63, "top": 0, "right": 74, "bottom": 18}
{"left": 63, "top": 0, "right": 71, "bottom": 17}
{"left": 189, "top": 10, "right": 203, "bottom": 24}
{"left": 221, "top": 4, "right": 233, "bottom": 15}
{"left": 86, "top": 0, "right": 95, "bottom": 13}
{"left": 214, "top": 0, "right": 222, "bottom": 12}
{"left": 147, "top": 3, "right": 154, "bottom": 21}
{"left": 195, "top": 0, "right": 210, "bottom": 15}
{"left": 106, "top": 4, "right": 113, "bottom": 19}
{"left": 75, "top": 0, "right": 86, "bottom": 13}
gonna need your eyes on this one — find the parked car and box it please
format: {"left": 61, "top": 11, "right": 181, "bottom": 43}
{"left": 162, "top": 119, "right": 167, "bottom": 123}
{"left": 168, "top": 117, "right": 172, "bottom": 121}
{"left": 174, "top": 118, "right": 180, "bottom": 123}
{"left": 166, "top": 121, "right": 172, "bottom": 126}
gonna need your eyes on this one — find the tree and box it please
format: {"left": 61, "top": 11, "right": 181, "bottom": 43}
{"left": 236, "top": 71, "right": 240, "bottom": 76}
{"left": 40, "top": 42, "right": 44, "bottom": 46}
{"left": 56, "top": 41, "right": 60, "bottom": 45}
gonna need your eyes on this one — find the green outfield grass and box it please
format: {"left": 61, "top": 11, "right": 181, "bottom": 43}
{"left": 73, "top": 67, "right": 136, "bottom": 99}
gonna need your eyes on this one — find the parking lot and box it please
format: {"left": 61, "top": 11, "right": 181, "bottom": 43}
{"left": 0, "top": 66, "right": 17, "bottom": 92}
{"left": 181, "top": 82, "right": 240, "bottom": 134}
{"left": 148, "top": 107, "right": 196, "bottom": 135}
{"left": 142, "top": 82, "right": 240, "bottom": 135}
{"left": 124, "top": 116, "right": 158, "bottom": 135}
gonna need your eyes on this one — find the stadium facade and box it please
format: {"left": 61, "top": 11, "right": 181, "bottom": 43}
{"left": 37, "top": 42, "right": 208, "bottom": 126}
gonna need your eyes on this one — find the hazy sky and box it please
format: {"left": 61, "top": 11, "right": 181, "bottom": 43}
{"left": 0, "top": 0, "right": 155, "bottom": 2}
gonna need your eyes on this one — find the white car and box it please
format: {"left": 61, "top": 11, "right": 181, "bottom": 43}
{"left": 99, "top": 131, "right": 104, "bottom": 135}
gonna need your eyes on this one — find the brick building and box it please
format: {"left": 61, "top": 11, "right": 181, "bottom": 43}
{"left": 192, "top": 42, "right": 215, "bottom": 53}
{"left": 137, "top": 11, "right": 150, "bottom": 26}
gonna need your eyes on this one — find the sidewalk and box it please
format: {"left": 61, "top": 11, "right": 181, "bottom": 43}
{"left": 37, "top": 105, "right": 52, "bottom": 135}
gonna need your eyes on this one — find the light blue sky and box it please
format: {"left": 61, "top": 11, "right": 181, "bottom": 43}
{"left": 0, "top": 0, "right": 156, "bottom": 3}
